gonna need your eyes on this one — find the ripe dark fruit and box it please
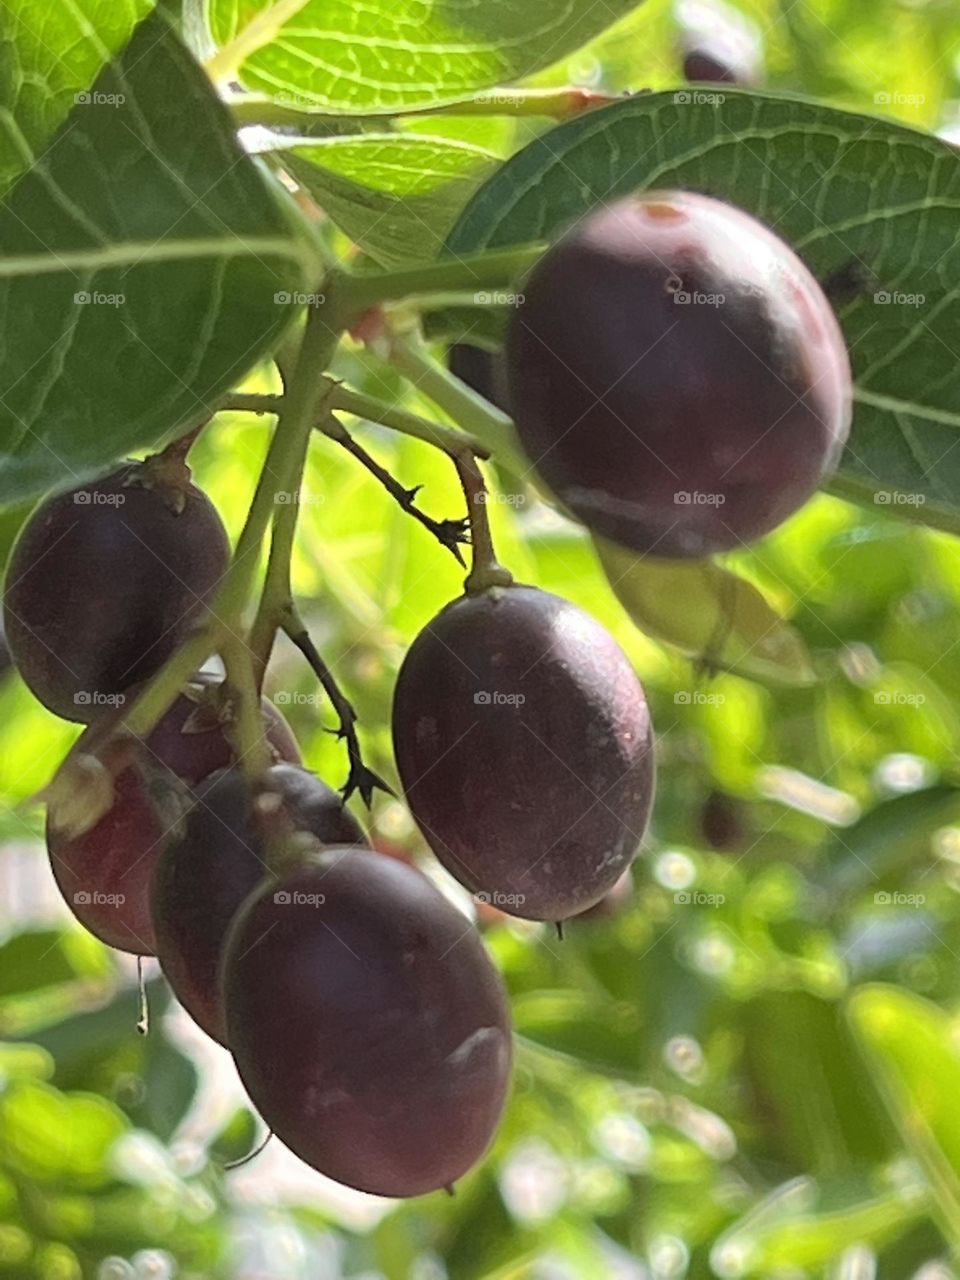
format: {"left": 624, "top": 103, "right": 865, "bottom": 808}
{"left": 449, "top": 343, "right": 511, "bottom": 414}
{"left": 223, "top": 848, "right": 512, "bottom": 1196}
{"left": 47, "top": 690, "right": 299, "bottom": 955}
{"left": 3, "top": 462, "right": 229, "bottom": 720}
{"left": 700, "top": 790, "right": 746, "bottom": 851}
{"left": 575, "top": 869, "right": 634, "bottom": 921}
{"left": 505, "top": 192, "right": 853, "bottom": 557}
{"left": 392, "top": 585, "right": 654, "bottom": 921}
{"left": 682, "top": 49, "right": 746, "bottom": 83}
{"left": 151, "top": 764, "right": 365, "bottom": 1045}
{"left": 680, "top": 3, "right": 763, "bottom": 85}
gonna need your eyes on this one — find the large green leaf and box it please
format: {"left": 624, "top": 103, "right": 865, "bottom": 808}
{"left": 0, "top": 0, "right": 153, "bottom": 198}
{"left": 596, "top": 537, "right": 816, "bottom": 687}
{"left": 281, "top": 133, "right": 498, "bottom": 265}
{"left": 206, "top": 0, "right": 644, "bottom": 112}
{"left": 0, "top": 11, "right": 320, "bottom": 506}
{"left": 849, "top": 985, "right": 960, "bottom": 1250}
{"left": 447, "top": 91, "right": 960, "bottom": 536}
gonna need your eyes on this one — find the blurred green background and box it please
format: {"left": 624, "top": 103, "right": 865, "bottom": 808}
{"left": 4, "top": 0, "right": 960, "bottom": 1276}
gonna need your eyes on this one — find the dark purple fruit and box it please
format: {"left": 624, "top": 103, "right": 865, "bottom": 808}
{"left": 47, "top": 690, "right": 299, "bottom": 955}
{"left": 3, "top": 462, "right": 229, "bottom": 720}
{"left": 449, "top": 344, "right": 511, "bottom": 414}
{"left": 152, "top": 764, "right": 365, "bottom": 1044}
{"left": 392, "top": 585, "right": 654, "bottom": 921}
{"left": 505, "top": 191, "right": 852, "bottom": 557}
{"left": 223, "top": 848, "right": 512, "bottom": 1196}
{"left": 682, "top": 49, "right": 745, "bottom": 83}
{"left": 700, "top": 790, "right": 746, "bottom": 851}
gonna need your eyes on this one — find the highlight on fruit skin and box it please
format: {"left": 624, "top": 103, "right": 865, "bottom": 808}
{"left": 223, "top": 847, "right": 512, "bottom": 1197}
{"left": 2, "top": 461, "right": 229, "bottom": 721}
{"left": 392, "top": 584, "right": 654, "bottom": 922}
{"left": 151, "top": 763, "right": 365, "bottom": 1044}
{"left": 47, "top": 688, "right": 299, "bottom": 956}
{"left": 504, "top": 190, "right": 853, "bottom": 559}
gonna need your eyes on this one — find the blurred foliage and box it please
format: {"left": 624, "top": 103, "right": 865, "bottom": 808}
{"left": 2, "top": 0, "right": 960, "bottom": 1278}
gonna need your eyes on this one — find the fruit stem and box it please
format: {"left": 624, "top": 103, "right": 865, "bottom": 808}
{"left": 222, "top": 637, "right": 273, "bottom": 778}
{"left": 384, "top": 331, "right": 528, "bottom": 475}
{"left": 455, "top": 451, "right": 514, "bottom": 595}
{"left": 279, "top": 604, "right": 392, "bottom": 807}
{"left": 228, "top": 86, "right": 621, "bottom": 130}
{"left": 218, "top": 387, "right": 493, "bottom": 462}
{"left": 44, "top": 299, "right": 346, "bottom": 832}
{"left": 334, "top": 244, "right": 547, "bottom": 323}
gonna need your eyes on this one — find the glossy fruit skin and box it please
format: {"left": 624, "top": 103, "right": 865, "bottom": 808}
{"left": 3, "top": 464, "right": 229, "bottom": 720}
{"left": 223, "top": 848, "right": 512, "bottom": 1197}
{"left": 152, "top": 764, "right": 365, "bottom": 1045}
{"left": 392, "top": 585, "right": 654, "bottom": 921}
{"left": 505, "top": 191, "right": 852, "bottom": 557}
{"left": 47, "top": 693, "right": 299, "bottom": 956}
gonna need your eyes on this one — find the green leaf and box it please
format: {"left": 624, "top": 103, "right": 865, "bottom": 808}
{"left": 0, "top": 0, "right": 154, "bottom": 198}
{"left": 0, "top": 11, "right": 320, "bottom": 506}
{"left": 848, "top": 985, "right": 960, "bottom": 1251}
{"left": 209, "top": 1106, "right": 259, "bottom": 1164}
{"left": 712, "top": 1180, "right": 924, "bottom": 1275}
{"left": 207, "top": 0, "right": 644, "bottom": 112}
{"left": 595, "top": 538, "right": 816, "bottom": 687}
{"left": 447, "top": 91, "right": 960, "bottom": 536}
{"left": 0, "top": 1080, "right": 126, "bottom": 1188}
{"left": 822, "top": 786, "right": 960, "bottom": 901}
{"left": 281, "top": 133, "right": 498, "bottom": 265}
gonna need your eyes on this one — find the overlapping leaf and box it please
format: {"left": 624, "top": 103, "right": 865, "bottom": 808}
{"left": 281, "top": 133, "right": 498, "bottom": 265}
{"left": 0, "top": 0, "right": 153, "bottom": 198}
{"left": 0, "top": 11, "right": 320, "bottom": 506}
{"left": 206, "top": 0, "right": 644, "bottom": 111}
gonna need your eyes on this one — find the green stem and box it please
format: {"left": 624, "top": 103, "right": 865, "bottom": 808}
{"left": 229, "top": 86, "right": 620, "bottom": 130}
{"left": 386, "top": 332, "right": 528, "bottom": 474}
{"left": 112, "top": 305, "right": 340, "bottom": 742}
{"left": 218, "top": 386, "right": 493, "bottom": 460}
{"left": 454, "top": 451, "right": 513, "bottom": 594}
{"left": 325, "top": 384, "right": 491, "bottom": 458}
{"left": 221, "top": 637, "right": 272, "bottom": 778}
{"left": 334, "top": 244, "right": 546, "bottom": 321}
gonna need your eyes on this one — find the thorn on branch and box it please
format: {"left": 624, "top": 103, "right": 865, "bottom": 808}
{"left": 285, "top": 622, "right": 393, "bottom": 808}
{"left": 330, "top": 415, "right": 471, "bottom": 565}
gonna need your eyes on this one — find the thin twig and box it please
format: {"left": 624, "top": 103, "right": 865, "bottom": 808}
{"left": 280, "top": 607, "right": 393, "bottom": 807}
{"left": 325, "top": 414, "right": 469, "bottom": 564}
